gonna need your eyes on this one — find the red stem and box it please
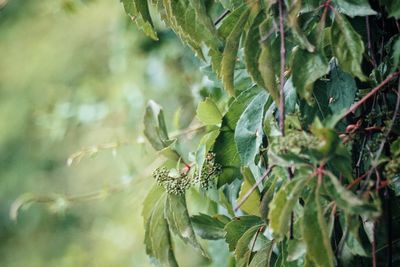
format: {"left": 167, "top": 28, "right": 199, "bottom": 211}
{"left": 341, "top": 71, "right": 400, "bottom": 119}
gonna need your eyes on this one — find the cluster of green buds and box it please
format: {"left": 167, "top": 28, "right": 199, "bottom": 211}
{"left": 194, "top": 152, "right": 222, "bottom": 190}
{"left": 152, "top": 153, "right": 222, "bottom": 194}
{"left": 152, "top": 166, "right": 191, "bottom": 195}
{"left": 275, "top": 131, "right": 319, "bottom": 154}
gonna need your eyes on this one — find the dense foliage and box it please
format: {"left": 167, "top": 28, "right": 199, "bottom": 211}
{"left": 120, "top": 0, "right": 400, "bottom": 266}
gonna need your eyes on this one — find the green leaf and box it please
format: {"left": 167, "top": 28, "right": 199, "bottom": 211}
{"left": 143, "top": 100, "right": 173, "bottom": 151}
{"left": 331, "top": 13, "right": 366, "bottom": 81}
{"left": 196, "top": 98, "right": 223, "bottom": 125}
{"left": 165, "top": 194, "right": 207, "bottom": 256}
{"left": 121, "top": 0, "right": 158, "bottom": 40}
{"left": 303, "top": 185, "right": 334, "bottom": 267}
{"left": 258, "top": 17, "right": 280, "bottom": 105}
{"left": 221, "top": 7, "right": 250, "bottom": 96}
{"left": 291, "top": 48, "right": 329, "bottom": 104}
{"left": 268, "top": 176, "right": 309, "bottom": 240}
{"left": 381, "top": 0, "right": 400, "bottom": 19}
{"left": 333, "top": 0, "right": 377, "bottom": 17}
{"left": 244, "top": 12, "right": 265, "bottom": 89}
{"left": 237, "top": 167, "right": 261, "bottom": 216}
{"left": 248, "top": 243, "right": 274, "bottom": 267}
{"left": 224, "top": 216, "right": 263, "bottom": 251}
{"left": 287, "top": 0, "right": 315, "bottom": 52}
{"left": 326, "top": 62, "right": 358, "bottom": 113}
{"left": 142, "top": 184, "right": 165, "bottom": 223}
{"left": 235, "top": 224, "right": 264, "bottom": 259}
{"left": 235, "top": 91, "right": 268, "bottom": 166}
{"left": 259, "top": 175, "right": 279, "bottom": 221}
{"left": 287, "top": 239, "right": 307, "bottom": 262}
{"left": 324, "top": 171, "right": 381, "bottom": 217}
{"left": 392, "top": 35, "right": 400, "bottom": 67}
{"left": 191, "top": 213, "right": 229, "bottom": 240}
{"left": 214, "top": 87, "right": 261, "bottom": 187}
{"left": 144, "top": 193, "right": 179, "bottom": 267}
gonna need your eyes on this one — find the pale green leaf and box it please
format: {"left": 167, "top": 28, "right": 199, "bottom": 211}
{"left": 221, "top": 7, "right": 250, "bottom": 96}
{"left": 196, "top": 98, "right": 223, "bottom": 125}
{"left": 121, "top": 0, "right": 158, "bottom": 40}
{"left": 333, "top": 0, "right": 377, "bottom": 17}
{"left": 303, "top": 186, "right": 334, "bottom": 267}
{"left": 235, "top": 91, "right": 268, "bottom": 166}
{"left": 237, "top": 167, "right": 261, "bottom": 216}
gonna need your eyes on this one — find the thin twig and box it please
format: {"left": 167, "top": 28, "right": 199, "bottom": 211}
{"left": 214, "top": 9, "right": 231, "bottom": 25}
{"left": 278, "top": 0, "right": 286, "bottom": 134}
{"left": 341, "top": 71, "right": 400, "bottom": 119}
{"left": 234, "top": 165, "right": 275, "bottom": 212}
{"left": 366, "top": 16, "right": 377, "bottom": 68}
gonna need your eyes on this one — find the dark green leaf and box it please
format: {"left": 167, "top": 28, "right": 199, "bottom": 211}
{"left": 331, "top": 13, "right": 366, "bottom": 80}
{"left": 292, "top": 48, "right": 329, "bottom": 104}
{"left": 191, "top": 213, "right": 229, "bottom": 240}
{"left": 235, "top": 224, "right": 263, "bottom": 259}
{"left": 224, "top": 216, "right": 263, "bottom": 251}
{"left": 333, "top": 0, "right": 377, "bottom": 17}
{"left": 287, "top": 0, "right": 315, "bottom": 52}
{"left": 381, "top": 0, "right": 400, "bottom": 19}
{"left": 326, "top": 62, "right": 358, "bottom": 113}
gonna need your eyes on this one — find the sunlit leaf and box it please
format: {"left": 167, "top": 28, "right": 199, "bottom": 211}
{"left": 237, "top": 167, "right": 261, "bottom": 216}
{"left": 333, "top": 0, "right": 377, "bottom": 17}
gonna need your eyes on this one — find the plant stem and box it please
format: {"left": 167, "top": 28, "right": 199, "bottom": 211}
{"left": 341, "top": 71, "right": 400, "bottom": 119}
{"left": 234, "top": 165, "right": 274, "bottom": 212}
{"left": 278, "top": 0, "right": 286, "bottom": 135}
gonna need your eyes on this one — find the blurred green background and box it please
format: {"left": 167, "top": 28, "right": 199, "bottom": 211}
{"left": 0, "top": 0, "right": 206, "bottom": 266}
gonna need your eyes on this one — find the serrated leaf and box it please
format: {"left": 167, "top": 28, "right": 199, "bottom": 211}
{"left": 303, "top": 185, "right": 334, "bottom": 267}
{"left": 235, "top": 91, "right": 268, "bottom": 166}
{"left": 191, "top": 213, "right": 229, "bottom": 240}
{"left": 291, "top": 48, "right": 329, "bottom": 104}
{"left": 165, "top": 194, "right": 207, "bottom": 257}
{"left": 331, "top": 13, "right": 366, "bottom": 81}
{"left": 121, "top": 0, "right": 158, "bottom": 40}
{"left": 196, "top": 98, "right": 223, "bottom": 125}
{"left": 143, "top": 100, "right": 173, "bottom": 151}
{"left": 224, "top": 216, "right": 263, "bottom": 251}
{"left": 244, "top": 12, "right": 265, "bottom": 88}
{"left": 333, "top": 0, "right": 377, "bottom": 17}
{"left": 287, "top": 0, "right": 315, "bottom": 52}
{"left": 268, "top": 176, "right": 309, "bottom": 240}
{"left": 324, "top": 171, "right": 381, "bottom": 217}
{"left": 259, "top": 17, "right": 280, "bottom": 105}
{"left": 235, "top": 224, "right": 264, "bottom": 259}
{"left": 237, "top": 167, "right": 261, "bottom": 216}
{"left": 326, "top": 62, "right": 358, "bottom": 113}
{"left": 144, "top": 193, "right": 179, "bottom": 267}
{"left": 221, "top": 7, "right": 250, "bottom": 96}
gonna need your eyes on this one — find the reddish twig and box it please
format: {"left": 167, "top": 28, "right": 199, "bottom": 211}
{"left": 341, "top": 71, "right": 400, "bottom": 119}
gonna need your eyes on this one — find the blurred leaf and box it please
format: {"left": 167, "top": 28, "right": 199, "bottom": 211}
{"left": 381, "top": 0, "right": 400, "bottom": 19}
{"left": 303, "top": 185, "right": 334, "bottom": 267}
{"left": 324, "top": 171, "right": 381, "bottom": 217}
{"left": 331, "top": 13, "right": 366, "bottom": 80}
{"left": 235, "top": 224, "right": 263, "bottom": 259}
{"left": 196, "top": 98, "right": 222, "bottom": 125}
{"left": 221, "top": 7, "right": 250, "bottom": 96}
{"left": 248, "top": 243, "right": 274, "bottom": 267}
{"left": 244, "top": 12, "right": 265, "bottom": 89}
{"left": 259, "top": 175, "right": 279, "bottom": 221}
{"left": 287, "top": 239, "right": 307, "bottom": 262}
{"left": 287, "top": 0, "right": 315, "bottom": 52}
{"left": 144, "top": 193, "right": 179, "bottom": 267}
{"left": 326, "top": 62, "right": 358, "bottom": 113}
{"left": 121, "top": 0, "right": 158, "bottom": 40}
{"left": 237, "top": 167, "right": 261, "bottom": 216}
{"left": 268, "top": 176, "right": 309, "bottom": 240}
{"left": 166, "top": 194, "right": 208, "bottom": 256}
{"left": 333, "top": 0, "right": 376, "bottom": 17}
{"left": 235, "top": 91, "right": 268, "bottom": 166}
{"left": 143, "top": 100, "right": 173, "bottom": 151}
{"left": 191, "top": 213, "right": 229, "bottom": 240}
{"left": 291, "top": 48, "right": 329, "bottom": 104}
{"left": 224, "top": 216, "right": 263, "bottom": 251}
{"left": 392, "top": 35, "right": 400, "bottom": 67}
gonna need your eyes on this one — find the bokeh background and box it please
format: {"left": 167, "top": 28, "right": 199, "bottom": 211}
{"left": 0, "top": 0, "right": 209, "bottom": 266}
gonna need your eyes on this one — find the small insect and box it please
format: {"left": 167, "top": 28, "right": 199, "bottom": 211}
{"left": 329, "top": 97, "right": 335, "bottom": 104}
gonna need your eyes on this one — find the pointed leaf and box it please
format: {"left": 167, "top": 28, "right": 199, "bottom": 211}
{"left": 224, "top": 216, "right": 263, "bottom": 251}
{"left": 235, "top": 224, "right": 264, "bottom": 259}
{"left": 196, "top": 98, "right": 223, "bottom": 125}
{"left": 333, "top": 0, "right": 377, "bottom": 17}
